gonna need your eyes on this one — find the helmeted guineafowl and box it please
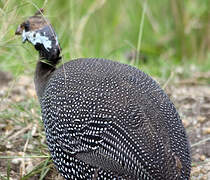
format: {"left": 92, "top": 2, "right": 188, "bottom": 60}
{"left": 15, "top": 10, "right": 191, "bottom": 180}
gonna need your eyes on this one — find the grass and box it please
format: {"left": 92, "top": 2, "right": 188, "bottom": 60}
{"left": 0, "top": 0, "right": 210, "bottom": 77}
{"left": 0, "top": 0, "right": 210, "bottom": 179}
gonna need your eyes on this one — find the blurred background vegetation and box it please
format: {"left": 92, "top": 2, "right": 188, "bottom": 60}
{"left": 0, "top": 0, "right": 210, "bottom": 79}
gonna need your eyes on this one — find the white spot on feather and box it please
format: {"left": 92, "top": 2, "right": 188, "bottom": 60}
{"left": 22, "top": 30, "right": 52, "bottom": 51}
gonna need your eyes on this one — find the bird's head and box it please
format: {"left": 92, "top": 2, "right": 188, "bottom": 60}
{"left": 15, "top": 9, "right": 61, "bottom": 63}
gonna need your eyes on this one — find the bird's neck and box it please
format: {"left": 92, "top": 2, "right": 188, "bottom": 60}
{"left": 34, "top": 60, "right": 55, "bottom": 100}
{"left": 34, "top": 39, "right": 61, "bottom": 100}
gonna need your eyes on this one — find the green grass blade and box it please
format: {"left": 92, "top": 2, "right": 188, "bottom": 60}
{"left": 135, "top": 0, "right": 147, "bottom": 65}
{"left": 6, "top": 161, "right": 11, "bottom": 180}
{"left": 20, "top": 158, "right": 52, "bottom": 180}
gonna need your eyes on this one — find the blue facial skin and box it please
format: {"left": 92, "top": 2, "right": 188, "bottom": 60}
{"left": 22, "top": 25, "right": 61, "bottom": 61}
{"left": 22, "top": 25, "right": 59, "bottom": 51}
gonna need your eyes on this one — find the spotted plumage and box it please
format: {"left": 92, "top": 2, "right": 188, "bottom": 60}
{"left": 16, "top": 10, "right": 191, "bottom": 180}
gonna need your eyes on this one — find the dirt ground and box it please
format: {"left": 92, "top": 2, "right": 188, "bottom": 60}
{"left": 0, "top": 70, "right": 209, "bottom": 179}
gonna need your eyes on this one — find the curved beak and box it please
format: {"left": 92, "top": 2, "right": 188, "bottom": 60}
{"left": 15, "top": 25, "right": 23, "bottom": 35}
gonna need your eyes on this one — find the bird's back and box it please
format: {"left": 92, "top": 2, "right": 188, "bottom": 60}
{"left": 40, "top": 58, "right": 191, "bottom": 180}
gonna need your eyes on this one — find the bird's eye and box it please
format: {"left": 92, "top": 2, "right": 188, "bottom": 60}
{"left": 23, "top": 21, "right": 30, "bottom": 32}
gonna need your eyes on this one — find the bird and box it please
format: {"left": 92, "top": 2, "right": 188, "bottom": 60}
{"left": 15, "top": 9, "right": 191, "bottom": 180}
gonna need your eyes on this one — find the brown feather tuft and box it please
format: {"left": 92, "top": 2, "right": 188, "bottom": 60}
{"left": 34, "top": 8, "right": 44, "bottom": 16}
